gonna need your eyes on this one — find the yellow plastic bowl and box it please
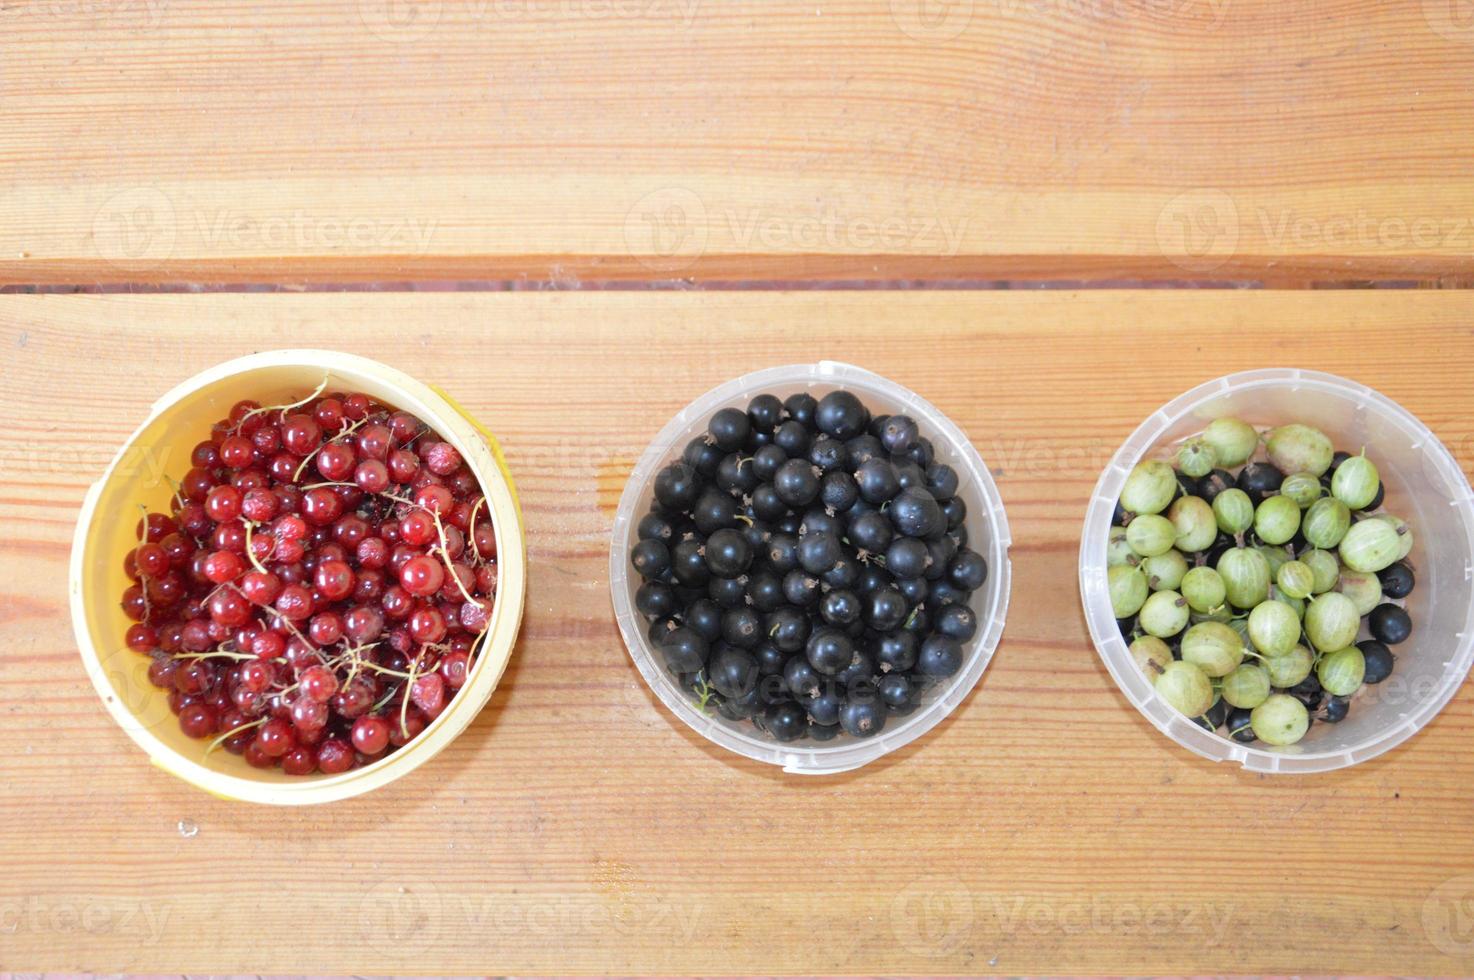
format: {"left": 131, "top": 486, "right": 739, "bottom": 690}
{"left": 70, "top": 350, "right": 526, "bottom": 805}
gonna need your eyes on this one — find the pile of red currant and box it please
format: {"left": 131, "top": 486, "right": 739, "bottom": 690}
{"left": 120, "top": 385, "right": 498, "bottom": 776}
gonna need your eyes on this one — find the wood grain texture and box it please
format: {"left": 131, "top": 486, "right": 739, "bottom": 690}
{"left": 3, "top": 290, "right": 1474, "bottom": 974}
{"left": 3, "top": 2, "right": 1473, "bottom": 286}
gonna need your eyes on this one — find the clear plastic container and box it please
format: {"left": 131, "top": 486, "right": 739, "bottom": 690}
{"left": 609, "top": 361, "right": 1012, "bottom": 774}
{"left": 71, "top": 350, "right": 527, "bottom": 804}
{"left": 1080, "top": 368, "right": 1474, "bottom": 774}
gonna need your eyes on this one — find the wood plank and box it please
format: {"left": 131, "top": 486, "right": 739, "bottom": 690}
{"left": 2, "top": 3, "right": 1473, "bottom": 286}
{"left": 2, "top": 290, "right": 1474, "bottom": 974}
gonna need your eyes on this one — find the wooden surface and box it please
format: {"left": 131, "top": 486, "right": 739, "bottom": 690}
{"left": 2, "top": 290, "right": 1474, "bottom": 974}
{"left": 4, "top": 2, "right": 1474, "bottom": 286}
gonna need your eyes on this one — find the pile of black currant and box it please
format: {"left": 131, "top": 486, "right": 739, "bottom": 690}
{"left": 629, "top": 389, "right": 987, "bottom": 743}
{"left": 1110, "top": 417, "right": 1415, "bottom": 748}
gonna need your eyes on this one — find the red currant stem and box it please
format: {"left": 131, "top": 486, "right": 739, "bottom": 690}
{"left": 291, "top": 415, "right": 371, "bottom": 483}
{"left": 356, "top": 660, "right": 417, "bottom": 681}
{"left": 135, "top": 503, "right": 148, "bottom": 544}
{"left": 204, "top": 716, "right": 268, "bottom": 756}
{"left": 399, "top": 655, "right": 420, "bottom": 738}
{"left": 371, "top": 683, "right": 400, "bottom": 714}
{"left": 467, "top": 497, "right": 486, "bottom": 565}
{"left": 173, "top": 650, "right": 258, "bottom": 662}
{"left": 234, "top": 375, "right": 329, "bottom": 431}
{"left": 241, "top": 520, "right": 270, "bottom": 575}
{"left": 428, "top": 509, "right": 479, "bottom": 607}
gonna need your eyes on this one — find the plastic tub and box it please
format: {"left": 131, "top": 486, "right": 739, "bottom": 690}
{"left": 71, "top": 350, "right": 527, "bottom": 805}
{"left": 1080, "top": 368, "right": 1474, "bottom": 774}
{"left": 609, "top": 361, "right": 1012, "bottom": 774}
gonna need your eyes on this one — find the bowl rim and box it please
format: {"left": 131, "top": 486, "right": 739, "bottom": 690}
{"left": 70, "top": 349, "right": 527, "bottom": 804}
{"left": 1078, "top": 366, "right": 1474, "bottom": 774}
{"left": 608, "top": 360, "right": 1013, "bottom": 774}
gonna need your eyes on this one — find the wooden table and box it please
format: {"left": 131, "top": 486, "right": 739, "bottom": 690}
{"left": 3, "top": 291, "right": 1474, "bottom": 975}
{"left": 3, "top": 1, "right": 1474, "bottom": 287}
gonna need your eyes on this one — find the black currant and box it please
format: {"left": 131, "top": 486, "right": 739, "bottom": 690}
{"left": 773, "top": 459, "right": 821, "bottom": 507}
{"left": 635, "top": 581, "right": 677, "bottom": 619}
{"left": 815, "top": 390, "right": 869, "bottom": 440}
{"left": 762, "top": 701, "right": 808, "bottom": 742}
{"left": 876, "top": 631, "right": 918, "bottom": 673}
{"left": 855, "top": 457, "right": 901, "bottom": 504}
{"left": 864, "top": 589, "right": 908, "bottom": 632}
{"left": 1359, "top": 639, "right": 1395, "bottom": 683}
{"left": 704, "top": 527, "right": 752, "bottom": 578}
{"left": 917, "top": 635, "right": 962, "bottom": 677}
{"left": 947, "top": 548, "right": 988, "bottom": 590}
{"left": 935, "top": 603, "right": 977, "bottom": 642}
{"left": 819, "top": 589, "right": 861, "bottom": 626}
{"left": 924, "top": 462, "right": 959, "bottom": 501}
{"left": 767, "top": 606, "right": 811, "bottom": 653}
{"left": 747, "top": 393, "right": 783, "bottom": 433}
{"left": 707, "top": 407, "right": 751, "bottom": 452}
{"left": 783, "top": 392, "right": 818, "bottom": 427}
{"left": 630, "top": 538, "right": 670, "bottom": 579}
{"left": 806, "top": 627, "right": 854, "bottom": 675}
{"left": 820, "top": 471, "right": 860, "bottom": 512}
{"left": 1368, "top": 603, "right": 1411, "bottom": 644}
{"left": 888, "top": 486, "right": 943, "bottom": 538}
{"left": 654, "top": 462, "right": 700, "bottom": 510}
{"left": 838, "top": 699, "right": 885, "bottom": 738}
{"left": 880, "top": 414, "right": 919, "bottom": 455}
{"left": 660, "top": 627, "right": 707, "bottom": 673}
{"left": 1378, "top": 562, "right": 1414, "bottom": 600}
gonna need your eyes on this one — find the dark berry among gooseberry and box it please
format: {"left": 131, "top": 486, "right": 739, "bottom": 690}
{"left": 1378, "top": 562, "right": 1414, "bottom": 600}
{"left": 1359, "top": 640, "right": 1395, "bottom": 683}
{"left": 1319, "top": 696, "right": 1350, "bottom": 724}
{"left": 1227, "top": 707, "right": 1257, "bottom": 743}
{"left": 1236, "top": 462, "right": 1284, "bottom": 503}
{"left": 1368, "top": 603, "right": 1412, "bottom": 644}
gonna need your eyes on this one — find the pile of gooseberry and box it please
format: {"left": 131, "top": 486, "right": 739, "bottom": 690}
{"left": 630, "top": 389, "right": 987, "bottom": 742}
{"left": 1110, "top": 417, "right": 1414, "bottom": 747}
{"left": 120, "top": 384, "right": 498, "bottom": 775}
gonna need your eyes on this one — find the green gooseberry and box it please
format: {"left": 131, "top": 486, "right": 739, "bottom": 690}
{"left": 1264, "top": 644, "right": 1314, "bottom": 687}
{"left": 1120, "top": 460, "right": 1178, "bottom": 516}
{"left": 1271, "top": 588, "right": 1305, "bottom": 620}
{"left": 1176, "top": 437, "right": 1217, "bottom": 478}
{"left": 1254, "top": 495, "right": 1302, "bottom": 546}
{"left": 1303, "top": 497, "right": 1351, "bottom": 549}
{"left": 1217, "top": 547, "right": 1271, "bottom": 610}
{"left": 1142, "top": 549, "right": 1189, "bottom": 591}
{"left": 1256, "top": 543, "right": 1292, "bottom": 578}
{"left": 1191, "top": 605, "right": 1234, "bottom": 625}
{"left": 1213, "top": 488, "right": 1254, "bottom": 536}
{"left": 1334, "top": 567, "right": 1383, "bottom": 616}
{"left": 1108, "top": 564, "right": 1149, "bottom": 619}
{"left": 1201, "top": 417, "right": 1259, "bottom": 468}
{"left": 1130, "top": 635, "right": 1174, "bottom": 679}
{"left": 1139, "top": 589, "right": 1190, "bottom": 638}
{"left": 1304, "top": 591, "right": 1360, "bottom": 652}
{"left": 1276, "top": 560, "right": 1315, "bottom": 600}
{"left": 1168, "top": 495, "right": 1217, "bottom": 553}
{"left": 1155, "top": 660, "right": 1214, "bottom": 718}
{"left": 1107, "top": 527, "right": 1140, "bottom": 568}
{"left": 1374, "top": 514, "right": 1415, "bottom": 560}
{"left": 1251, "top": 694, "right": 1310, "bottom": 746}
{"left": 1280, "top": 472, "right": 1324, "bottom": 508}
{"left": 1266, "top": 423, "right": 1335, "bottom": 477}
{"left": 1301, "top": 549, "right": 1341, "bottom": 594}
{"left": 1332, "top": 454, "right": 1380, "bottom": 510}
{"left": 1247, "top": 599, "right": 1301, "bottom": 657}
{"left": 1221, "top": 663, "right": 1272, "bottom": 709}
{"left": 1181, "top": 566, "right": 1227, "bottom": 613}
{"left": 1127, "top": 514, "right": 1177, "bottom": 558}
{"left": 1339, "top": 518, "right": 1402, "bottom": 573}
{"left": 1180, "top": 620, "right": 1245, "bottom": 677}
{"left": 1317, "top": 646, "right": 1366, "bottom": 697}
